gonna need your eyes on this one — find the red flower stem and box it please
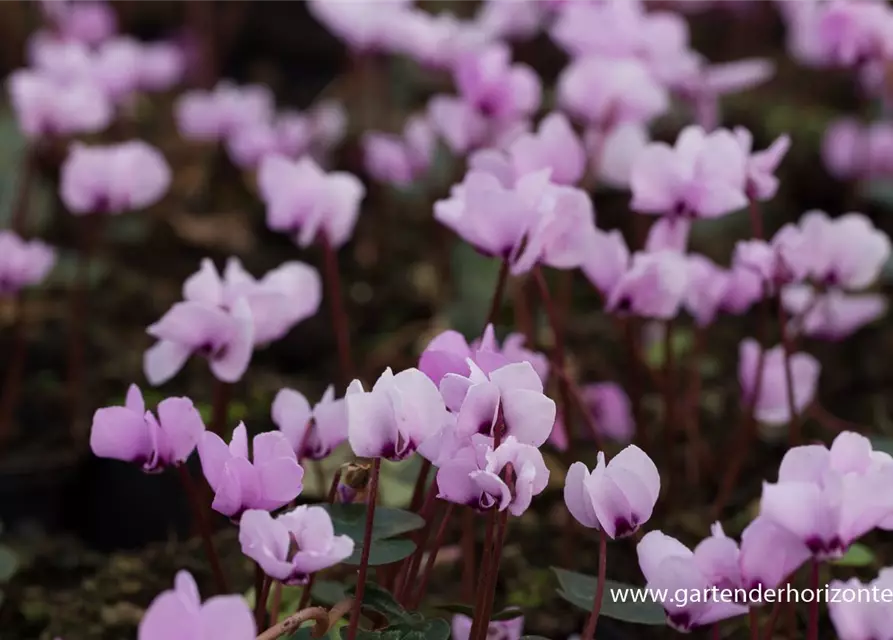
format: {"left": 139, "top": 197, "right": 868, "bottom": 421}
{"left": 711, "top": 623, "right": 720, "bottom": 640}
{"left": 0, "top": 293, "right": 28, "bottom": 443}
{"left": 320, "top": 232, "right": 354, "bottom": 388}
{"left": 176, "top": 465, "right": 228, "bottom": 593}
{"left": 624, "top": 318, "right": 646, "bottom": 451}
{"left": 484, "top": 258, "right": 510, "bottom": 329}
{"left": 532, "top": 267, "right": 574, "bottom": 435}
{"left": 473, "top": 507, "right": 509, "bottom": 640}
{"left": 269, "top": 581, "right": 284, "bottom": 625}
{"left": 409, "top": 458, "right": 431, "bottom": 513}
{"left": 748, "top": 198, "right": 764, "bottom": 241}
{"left": 345, "top": 457, "right": 381, "bottom": 640}
{"left": 580, "top": 528, "right": 607, "bottom": 640}
{"left": 684, "top": 327, "right": 706, "bottom": 486}
{"left": 808, "top": 560, "right": 820, "bottom": 639}
{"left": 511, "top": 278, "right": 536, "bottom": 347}
{"left": 749, "top": 607, "right": 759, "bottom": 640}
{"left": 407, "top": 502, "right": 455, "bottom": 609}
{"left": 394, "top": 478, "right": 438, "bottom": 601}
{"left": 187, "top": 0, "right": 218, "bottom": 89}
{"left": 761, "top": 598, "right": 784, "bottom": 639}
{"left": 297, "top": 470, "right": 345, "bottom": 611}
{"left": 67, "top": 214, "right": 104, "bottom": 441}
{"left": 255, "top": 569, "right": 272, "bottom": 629}
{"left": 778, "top": 303, "right": 801, "bottom": 446}
{"left": 663, "top": 319, "right": 676, "bottom": 451}
{"left": 210, "top": 379, "right": 232, "bottom": 437}
{"left": 461, "top": 508, "right": 476, "bottom": 604}
{"left": 468, "top": 509, "right": 497, "bottom": 640}
{"left": 10, "top": 145, "right": 35, "bottom": 236}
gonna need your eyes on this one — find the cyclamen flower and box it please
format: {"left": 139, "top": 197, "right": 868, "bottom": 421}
{"left": 307, "top": 0, "right": 412, "bottom": 53}
{"left": 419, "top": 324, "right": 548, "bottom": 386}
{"left": 507, "top": 112, "right": 585, "bottom": 185}
{"left": 60, "top": 141, "right": 171, "bottom": 215}
{"left": 733, "top": 127, "right": 791, "bottom": 201}
{"left": 174, "top": 80, "right": 274, "bottom": 142}
{"left": 606, "top": 250, "right": 690, "bottom": 319}
{"left": 580, "top": 228, "right": 630, "bottom": 296}
{"left": 257, "top": 155, "right": 365, "bottom": 249}
{"left": 811, "top": 0, "right": 893, "bottom": 68}
{"left": 821, "top": 119, "right": 893, "bottom": 181}
{"left": 630, "top": 125, "right": 748, "bottom": 219}
{"left": 586, "top": 122, "right": 650, "bottom": 189}
{"left": 683, "top": 255, "right": 734, "bottom": 327}
{"left": 0, "top": 232, "right": 55, "bottom": 297}
{"left": 440, "top": 360, "right": 556, "bottom": 447}
{"left": 738, "top": 339, "right": 821, "bottom": 426}
{"left": 271, "top": 386, "right": 348, "bottom": 460}
{"left": 451, "top": 613, "right": 523, "bottom": 640}
{"left": 637, "top": 530, "right": 747, "bottom": 631}
{"left": 557, "top": 56, "right": 670, "bottom": 129}
{"left": 829, "top": 569, "right": 893, "bottom": 640}
{"left": 580, "top": 382, "right": 634, "bottom": 443}
{"left": 760, "top": 431, "right": 893, "bottom": 560}
{"left": 198, "top": 423, "right": 304, "bottom": 518}
{"left": 362, "top": 114, "right": 436, "bottom": 187}
{"left": 782, "top": 286, "right": 887, "bottom": 340}
{"left": 226, "top": 111, "right": 312, "bottom": 170}
{"left": 564, "top": 445, "right": 659, "bottom": 538}
{"left": 675, "top": 59, "right": 775, "bottom": 132}
{"left": 738, "top": 517, "right": 811, "bottom": 592}
{"left": 346, "top": 367, "right": 449, "bottom": 461}
{"left": 144, "top": 298, "right": 254, "bottom": 386}
{"left": 138, "top": 570, "right": 255, "bottom": 640}
{"left": 183, "top": 257, "right": 321, "bottom": 345}
{"left": 239, "top": 507, "right": 353, "bottom": 584}
{"left": 90, "top": 384, "right": 205, "bottom": 473}
{"left": 454, "top": 43, "right": 541, "bottom": 122}
{"left": 437, "top": 435, "right": 549, "bottom": 516}
{"left": 7, "top": 69, "right": 112, "bottom": 138}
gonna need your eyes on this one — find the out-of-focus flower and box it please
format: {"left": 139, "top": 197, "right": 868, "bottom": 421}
{"left": 225, "top": 111, "right": 312, "bottom": 170}
{"left": 564, "top": 445, "right": 659, "bottom": 538}
{"left": 257, "top": 155, "right": 365, "bottom": 249}
{"left": 307, "top": 0, "right": 413, "bottom": 53}
{"left": 271, "top": 386, "right": 348, "bottom": 460}
{"left": 7, "top": 69, "right": 112, "bottom": 138}
{"left": 586, "top": 122, "right": 650, "bottom": 189}
{"left": 0, "top": 232, "right": 55, "bottom": 297}
{"left": 239, "top": 506, "right": 353, "bottom": 584}
{"left": 733, "top": 127, "right": 791, "bottom": 201}
{"left": 175, "top": 80, "right": 274, "bottom": 142}
{"left": 508, "top": 112, "right": 586, "bottom": 185}
{"left": 451, "top": 612, "right": 524, "bottom": 640}
{"left": 60, "top": 140, "right": 171, "bottom": 215}
{"left": 41, "top": 0, "right": 117, "bottom": 46}
{"left": 606, "top": 250, "right": 690, "bottom": 319}
{"left": 580, "top": 382, "right": 635, "bottom": 443}
{"left": 782, "top": 285, "right": 887, "bottom": 340}
{"left": 138, "top": 570, "right": 255, "bottom": 640}
{"left": 675, "top": 59, "right": 775, "bottom": 131}
{"left": 90, "top": 384, "right": 205, "bottom": 473}
{"left": 363, "top": 114, "right": 436, "bottom": 186}
{"left": 829, "top": 569, "right": 893, "bottom": 640}
{"left": 738, "top": 339, "right": 821, "bottom": 426}
{"left": 198, "top": 422, "right": 304, "bottom": 518}
{"left": 454, "top": 43, "right": 541, "bottom": 122}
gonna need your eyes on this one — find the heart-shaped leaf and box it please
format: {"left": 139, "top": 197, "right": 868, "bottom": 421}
{"left": 322, "top": 504, "right": 425, "bottom": 542}
{"left": 833, "top": 543, "right": 876, "bottom": 567}
{"left": 552, "top": 567, "right": 666, "bottom": 626}
{"left": 870, "top": 436, "right": 893, "bottom": 456}
{"left": 346, "top": 583, "right": 413, "bottom": 624}
{"left": 311, "top": 580, "right": 349, "bottom": 607}
{"left": 345, "top": 539, "right": 416, "bottom": 567}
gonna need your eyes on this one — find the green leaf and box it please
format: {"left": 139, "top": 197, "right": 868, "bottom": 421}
{"left": 0, "top": 546, "right": 18, "bottom": 583}
{"left": 311, "top": 580, "right": 349, "bottom": 607}
{"left": 552, "top": 567, "right": 666, "bottom": 626}
{"left": 339, "top": 618, "right": 450, "bottom": 640}
{"left": 644, "top": 326, "right": 693, "bottom": 369}
{"left": 284, "top": 628, "right": 314, "bottom": 640}
{"left": 833, "top": 543, "right": 876, "bottom": 567}
{"left": 870, "top": 435, "right": 893, "bottom": 456}
{"left": 346, "top": 539, "right": 416, "bottom": 567}
{"left": 435, "top": 603, "right": 523, "bottom": 621}
{"left": 322, "top": 504, "right": 425, "bottom": 543}
{"left": 345, "top": 583, "right": 412, "bottom": 624}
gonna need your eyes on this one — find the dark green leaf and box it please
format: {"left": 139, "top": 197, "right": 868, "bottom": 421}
{"left": 345, "top": 539, "right": 416, "bottom": 567}
{"left": 345, "top": 583, "right": 412, "bottom": 623}
{"left": 436, "top": 603, "right": 523, "bottom": 622}
{"left": 322, "top": 504, "right": 425, "bottom": 543}
{"left": 284, "top": 627, "right": 313, "bottom": 640}
{"left": 552, "top": 567, "right": 666, "bottom": 626}
{"left": 0, "top": 546, "right": 18, "bottom": 583}
{"left": 339, "top": 618, "right": 450, "bottom": 640}
{"left": 311, "top": 580, "right": 349, "bottom": 607}
{"left": 491, "top": 608, "right": 524, "bottom": 621}
{"left": 833, "top": 543, "right": 876, "bottom": 567}
{"left": 870, "top": 436, "right": 893, "bottom": 456}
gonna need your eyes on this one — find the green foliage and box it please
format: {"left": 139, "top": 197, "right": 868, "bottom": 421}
{"left": 435, "top": 603, "right": 523, "bottom": 621}
{"left": 551, "top": 567, "right": 666, "bottom": 626}
{"left": 832, "top": 543, "right": 876, "bottom": 568}
{"left": 0, "top": 522, "right": 19, "bottom": 610}
{"left": 335, "top": 584, "right": 450, "bottom": 640}
{"left": 322, "top": 504, "right": 424, "bottom": 566}
{"left": 447, "top": 243, "right": 503, "bottom": 336}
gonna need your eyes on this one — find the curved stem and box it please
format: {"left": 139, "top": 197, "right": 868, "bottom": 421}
{"left": 345, "top": 458, "right": 380, "bottom": 640}
{"left": 484, "top": 258, "right": 510, "bottom": 329}
{"left": 808, "top": 560, "right": 820, "bottom": 640}
{"left": 320, "top": 232, "right": 354, "bottom": 388}
{"left": 581, "top": 528, "right": 607, "bottom": 640}
{"left": 255, "top": 604, "right": 334, "bottom": 640}
{"left": 407, "top": 503, "right": 455, "bottom": 609}
{"left": 269, "top": 581, "right": 284, "bottom": 625}
{"left": 255, "top": 569, "right": 272, "bottom": 629}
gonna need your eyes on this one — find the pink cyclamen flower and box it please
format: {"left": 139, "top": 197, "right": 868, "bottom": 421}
{"left": 60, "top": 140, "right": 171, "bottom": 215}
{"left": 782, "top": 285, "right": 887, "bottom": 340}
{"left": 139, "top": 41, "right": 185, "bottom": 92}
{"left": 138, "top": 570, "right": 255, "bottom": 640}
{"left": 183, "top": 257, "right": 321, "bottom": 346}
{"left": 225, "top": 110, "right": 312, "bottom": 170}
{"left": 346, "top": 367, "right": 449, "bottom": 461}
{"left": 257, "top": 155, "right": 365, "bottom": 249}
{"left": 564, "top": 445, "right": 659, "bottom": 538}
{"left": 419, "top": 324, "right": 548, "bottom": 386}
{"left": 426, "top": 95, "right": 489, "bottom": 155}
{"left": 144, "top": 297, "right": 254, "bottom": 386}
{"left": 581, "top": 228, "right": 631, "bottom": 296}
{"left": 587, "top": 122, "right": 651, "bottom": 189}
{"left": 606, "top": 250, "right": 690, "bottom": 319}
{"left": 90, "top": 384, "right": 205, "bottom": 473}
{"left": 7, "top": 69, "right": 112, "bottom": 139}
{"left": 738, "top": 516, "right": 811, "bottom": 592}
{"left": 437, "top": 435, "right": 549, "bottom": 516}
{"left": 557, "top": 56, "right": 669, "bottom": 129}
{"left": 42, "top": 0, "right": 117, "bottom": 47}
{"left": 174, "top": 80, "right": 274, "bottom": 142}
{"left": 820, "top": 119, "right": 893, "bottom": 181}
{"left": 675, "top": 58, "right": 775, "bottom": 131}
{"left": 580, "top": 382, "right": 635, "bottom": 443}
{"left": 306, "top": 0, "right": 412, "bottom": 53}
{"left": 238, "top": 507, "right": 354, "bottom": 584}
{"left": 440, "top": 359, "right": 556, "bottom": 447}
{"left": 0, "top": 232, "right": 55, "bottom": 297}
{"left": 362, "top": 114, "right": 436, "bottom": 187}
{"left": 454, "top": 43, "right": 541, "bottom": 122}
{"left": 451, "top": 613, "right": 523, "bottom": 640}
{"left": 630, "top": 125, "right": 748, "bottom": 219}
{"left": 738, "top": 339, "right": 820, "bottom": 426}
{"left": 507, "top": 112, "right": 586, "bottom": 185}
{"left": 733, "top": 127, "right": 791, "bottom": 201}
{"left": 637, "top": 530, "right": 747, "bottom": 631}
{"left": 198, "top": 422, "right": 304, "bottom": 519}
{"left": 684, "top": 254, "right": 732, "bottom": 327}
{"left": 760, "top": 431, "right": 893, "bottom": 559}
{"left": 812, "top": 0, "right": 893, "bottom": 68}
{"left": 829, "top": 569, "right": 893, "bottom": 640}
{"left": 271, "top": 386, "right": 348, "bottom": 460}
